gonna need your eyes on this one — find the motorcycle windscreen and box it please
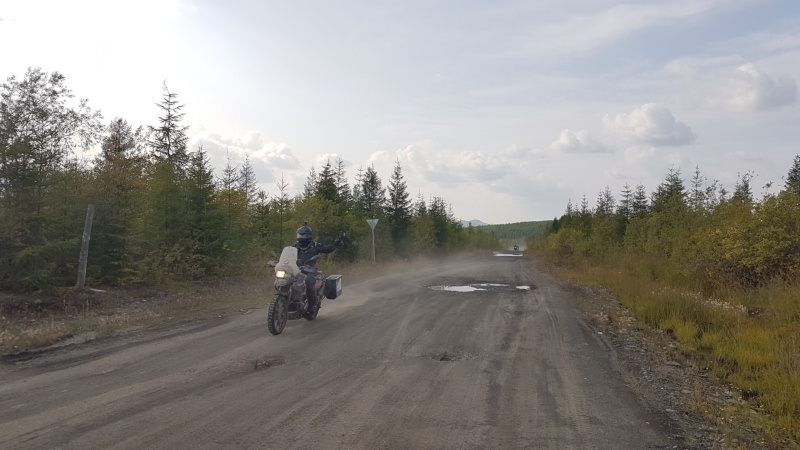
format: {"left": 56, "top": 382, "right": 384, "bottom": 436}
{"left": 275, "top": 246, "right": 301, "bottom": 276}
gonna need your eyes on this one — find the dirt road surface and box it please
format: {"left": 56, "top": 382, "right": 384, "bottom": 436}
{"left": 1, "top": 253, "right": 686, "bottom": 449}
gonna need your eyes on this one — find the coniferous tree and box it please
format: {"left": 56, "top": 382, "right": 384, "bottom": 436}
{"left": 631, "top": 184, "right": 649, "bottom": 218}
{"left": 141, "top": 84, "right": 193, "bottom": 278}
{"left": 351, "top": 166, "right": 364, "bottom": 210}
{"left": 272, "top": 174, "right": 293, "bottom": 250}
{"left": 90, "top": 118, "right": 148, "bottom": 284}
{"left": 237, "top": 154, "right": 258, "bottom": 207}
{"left": 316, "top": 160, "right": 339, "bottom": 203}
{"left": 785, "top": 154, "right": 800, "bottom": 195}
{"left": 387, "top": 159, "right": 412, "bottom": 255}
{"left": 303, "top": 167, "right": 318, "bottom": 199}
{"left": 215, "top": 153, "right": 248, "bottom": 267}
{"left": 148, "top": 82, "right": 189, "bottom": 168}
{"left": 688, "top": 166, "right": 707, "bottom": 213}
{"left": 617, "top": 184, "right": 633, "bottom": 222}
{"left": 595, "top": 186, "right": 615, "bottom": 218}
{"left": 218, "top": 152, "right": 243, "bottom": 229}
{"left": 334, "top": 157, "right": 351, "bottom": 207}
{"left": 360, "top": 164, "right": 385, "bottom": 218}
{"left": 183, "top": 146, "right": 223, "bottom": 277}
{"left": 411, "top": 193, "right": 435, "bottom": 254}
{"left": 651, "top": 167, "right": 686, "bottom": 213}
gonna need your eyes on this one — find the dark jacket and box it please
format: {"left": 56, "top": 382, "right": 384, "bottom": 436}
{"left": 293, "top": 241, "right": 336, "bottom": 267}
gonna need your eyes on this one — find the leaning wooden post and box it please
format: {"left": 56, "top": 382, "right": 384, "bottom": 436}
{"left": 76, "top": 204, "right": 95, "bottom": 289}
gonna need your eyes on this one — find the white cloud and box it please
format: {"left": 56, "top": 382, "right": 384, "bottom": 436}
{"left": 549, "top": 129, "right": 610, "bottom": 153}
{"left": 192, "top": 129, "right": 300, "bottom": 171}
{"left": 188, "top": 128, "right": 302, "bottom": 192}
{"left": 604, "top": 103, "right": 695, "bottom": 146}
{"left": 722, "top": 63, "right": 797, "bottom": 112}
{"left": 394, "top": 145, "right": 512, "bottom": 184}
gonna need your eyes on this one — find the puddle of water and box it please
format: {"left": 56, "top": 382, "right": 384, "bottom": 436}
{"left": 493, "top": 252, "right": 521, "bottom": 257}
{"left": 430, "top": 285, "right": 486, "bottom": 292}
{"left": 429, "top": 283, "right": 532, "bottom": 292}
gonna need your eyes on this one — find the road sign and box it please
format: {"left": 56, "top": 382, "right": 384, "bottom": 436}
{"left": 367, "top": 219, "right": 378, "bottom": 263}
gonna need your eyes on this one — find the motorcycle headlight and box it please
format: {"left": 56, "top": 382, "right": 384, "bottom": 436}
{"left": 275, "top": 270, "right": 287, "bottom": 279}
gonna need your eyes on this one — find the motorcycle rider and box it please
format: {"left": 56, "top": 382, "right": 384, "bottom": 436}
{"left": 293, "top": 222, "right": 339, "bottom": 313}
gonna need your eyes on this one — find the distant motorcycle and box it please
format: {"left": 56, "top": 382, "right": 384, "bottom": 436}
{"left": 513, "top": 245, "right": 519, "bottom": 251}
{"left": 266, "top": 246, "right": 342, "bottom": 335}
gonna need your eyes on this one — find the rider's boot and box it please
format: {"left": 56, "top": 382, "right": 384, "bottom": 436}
{"left": 307, "top": 290, "right": 320, "bottom": 313}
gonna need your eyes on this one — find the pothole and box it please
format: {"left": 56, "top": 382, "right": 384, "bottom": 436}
{"left": 423, "top": 351, "right": 480, "bottom": 362}
{"left": 254, "top": 357, "right": 286, "bottom": 371}
{"left": 428, "top": 283, "right": 534, "bottom": 292}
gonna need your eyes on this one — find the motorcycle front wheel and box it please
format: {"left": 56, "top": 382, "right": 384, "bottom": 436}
{"left": 267, "top": 294, "right": 288, "bottom": 335}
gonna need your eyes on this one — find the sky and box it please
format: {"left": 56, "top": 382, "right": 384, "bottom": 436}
{"left": 2, "top": 0, "right": 799, "bottom": 224}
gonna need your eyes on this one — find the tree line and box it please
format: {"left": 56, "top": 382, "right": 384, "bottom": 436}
{"left": 0, "top": 68, "right": 498, "bottom": 292}
{"left": 542, "top": 161, "right": 800, "bottom": 290}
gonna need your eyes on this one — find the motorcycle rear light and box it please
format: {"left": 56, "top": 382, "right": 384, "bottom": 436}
{"left": 275, "top": 270, "right": 287, "bottom": 278}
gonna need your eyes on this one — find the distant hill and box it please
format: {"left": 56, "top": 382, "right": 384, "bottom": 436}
{"left": 482, "top": 220, "right": 552, "bottom": 240}
{"left": 461, "top": 219, "right": 489, "bottom": 227}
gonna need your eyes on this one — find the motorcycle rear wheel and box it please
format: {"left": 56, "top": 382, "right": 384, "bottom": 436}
{"left": 267, "top": 294, "right": 288, "bottom": 335}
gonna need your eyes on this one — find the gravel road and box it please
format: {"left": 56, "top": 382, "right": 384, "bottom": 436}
{"left": 1, "top": 252, "right": 704, "bottom": 449}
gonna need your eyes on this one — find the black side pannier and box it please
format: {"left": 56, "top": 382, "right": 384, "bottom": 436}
{"left": 324, "top": 275, "right": 342, "bottom": 300}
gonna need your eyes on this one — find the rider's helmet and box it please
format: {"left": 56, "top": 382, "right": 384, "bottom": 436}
{"left": 296, "top": 222, "right": 313, "bottom": 248}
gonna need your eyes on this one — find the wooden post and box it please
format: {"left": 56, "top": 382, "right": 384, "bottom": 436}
{"left": 76, "top": 204, "right": 95, "bottom": 289}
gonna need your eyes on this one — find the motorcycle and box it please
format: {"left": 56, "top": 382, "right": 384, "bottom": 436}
{"left": 266, "top": 246, "right": 342, "bottom": 335}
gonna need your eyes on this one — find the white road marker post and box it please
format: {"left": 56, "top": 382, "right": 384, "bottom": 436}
{"left": 366, "top": 219, "right": 378, "bottom": 264}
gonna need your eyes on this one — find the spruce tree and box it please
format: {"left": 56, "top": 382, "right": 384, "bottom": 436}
{"left": 631, "top": 184, "right": 649, "bottom": 218}
{"left": 184, "top": 147, "right": 223, "bottom": 277}
{"left": 148, "top": 82, "right": 189, "bottom": 168}
{"left": 595, "top": 186, "right": 615, "bottom": 218}
{"left": 387, "top": 159, "right": 412, "bottom": 255}
{"left": 785, "top": 154, "right": 800, "bottom": 195}
{"left": 316, "top": 160, "right": 339, "bottom": 203}
{"left": 651, "top": 167, "right": 685, "bottom": 213}
{"left": 617, "top": 184, "right": 633, "bottom": 222}
{"left": 360, "top": 164, "right": 385, "bottom": 218}
{"left": 237, "top": 155, "right": 258, "bottom": 206}
{"left": 732, "top": 171, "right": 754, "bottom": 204}
{"left": 303, "top": 167, "right": 317, "bottom": 199}
{"left": 90, "top": 118, "right": 148, "bottom": 284}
